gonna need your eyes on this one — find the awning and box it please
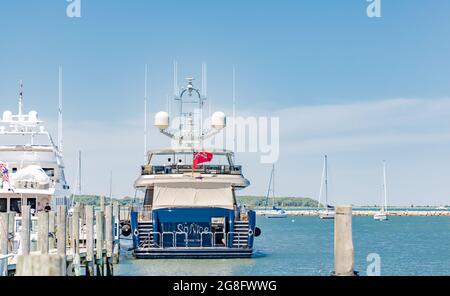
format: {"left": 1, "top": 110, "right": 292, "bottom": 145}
{"left": 153, "top": 183, "right": 234, "bottom": 210}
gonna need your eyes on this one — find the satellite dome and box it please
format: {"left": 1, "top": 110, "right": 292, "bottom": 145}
{"left": 154, "top": 111, "right": 169, "bottom": 129}
{"left": 2, "top": 110, "right": 12, "bottom": 122}
{"left": 211, "top": 111, "right": 226, "bottom": 129}
{"left": 28, "top": 111, "right": 38, "bottom": 122}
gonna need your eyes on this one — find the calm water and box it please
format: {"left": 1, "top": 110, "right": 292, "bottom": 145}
{"left": 116, "top": 216, "right": 450, "bottom": 276}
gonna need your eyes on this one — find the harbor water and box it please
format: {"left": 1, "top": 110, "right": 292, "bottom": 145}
{"left": 116, "top": 216, "right": 450, "bottom": 276}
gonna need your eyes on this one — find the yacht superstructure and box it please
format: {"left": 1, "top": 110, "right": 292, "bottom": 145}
{"left": 130, "top": 78, "right": 260, "bottom": 258}
{"left": 0, "top": 84, "right": 70, "bottom": 218}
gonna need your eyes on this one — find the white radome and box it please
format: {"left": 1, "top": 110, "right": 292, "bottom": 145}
{"left": 154, "top": 111, "right": 170, "bottom": 130}
{"left": 2, "top": 110, "right": 12, "bottom": 122}
{"left": 28, "top": 111, "right": 38, "bottom": 122}
{"left": 211, "top": 111, "right": 226, "bottom": 129}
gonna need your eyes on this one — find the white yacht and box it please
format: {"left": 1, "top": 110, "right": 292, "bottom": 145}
{"left": 130, "top": 77, "right": 260, "bottom": 258}
{"left": 0, "top": 83, "right": 71, "bottom": 242}
{"left": 318, "top": 155, "right": 335, "bottom": 219}
{"left": 374, "top": 160, "right": 388, "bottom": 221}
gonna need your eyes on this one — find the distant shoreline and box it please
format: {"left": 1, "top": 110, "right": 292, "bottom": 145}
{"left": 256, "top": 209, "right": 450, "bottom": 217}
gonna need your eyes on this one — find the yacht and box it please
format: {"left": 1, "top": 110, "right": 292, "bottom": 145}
{"left": 0, "top": 82, "right": 71, "bottom": 247}
{"left": 374, "top": 161, "right": 388, "bottom": 221}
{"left": 318, "top": 155, "right": 335, "bottom": 219}
{"left": 130, "top": 78, "right": 260, "bottom": 258}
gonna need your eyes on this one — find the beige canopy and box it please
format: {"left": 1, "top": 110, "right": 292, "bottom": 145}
{"left": 153, "top": 183, "right": 235, "bottom": 210}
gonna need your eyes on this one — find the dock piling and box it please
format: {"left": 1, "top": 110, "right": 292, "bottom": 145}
{"left": 72, "top": 209, "right": 81, "bottom": 276}
{"left": 20, "top": 205, "right": 31, "bottom": 255}
{"left": 16, "top": 254, "right": 64, "bottom": 276}
{"left": 37, "top": 211, "right": 49, "bottom": 254}
{"left": 0, "top": 213, "right": 9, "bottom": 276}
{"left": 105, "top": 205, "right": 113, "bottom": 276}
{"left": 112, "top": 201, "right": 120, "bottom": 264}
{"left": 48, "top": 211, "right": 56, "bottom": 249}
{"left": 95, "top": 210, "right": 104, "bottom": 276}
{"left": 56, "top": 205, "right": 67, "bottom": 276}
{"left": 85, "top": 205, "right": 95, "bottom": 276}
{"left": 7, "top": 212, "right": 15, "bottom": 253}
{"left": 334, "top": 205, "right": 355, "bottom": 276}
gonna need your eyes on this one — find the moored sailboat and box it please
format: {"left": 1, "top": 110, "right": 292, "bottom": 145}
{"left": 374, "top": 160, "right": 388, "bottom": 221}
{"left": 318, "top": 155, "right": 334, "bottom": 219}
{"left": 263, "top": 164, "right": 288, "bottom": 218}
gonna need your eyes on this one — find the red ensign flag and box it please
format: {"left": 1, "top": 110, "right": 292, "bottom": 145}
{"left": 193, "top": 151, "right": 213, "bottom": 169}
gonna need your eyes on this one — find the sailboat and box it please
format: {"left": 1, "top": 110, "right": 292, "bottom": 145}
{"left": 263, "top": 164, "right": 288, "bottom": 218}
{"left": 374, "top": 160, "right": 388, "bottom": 221}
{"left": 318, "top": 155, "right": 335, "bottom": 219}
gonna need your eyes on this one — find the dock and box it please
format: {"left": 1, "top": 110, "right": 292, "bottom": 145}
{"left": 0, "top": 198, "right": 121, "bottom": 276}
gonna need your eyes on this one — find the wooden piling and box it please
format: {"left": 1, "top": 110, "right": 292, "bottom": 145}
{"left": 56, "top": 205, "right": 67, "bottom": 276}
{"left": 16, "top": 254, "right": 64, "bottom": 276}
{"left": 37, "top": 211, "right": 49, "bottom": 254}
{"left": 71, "top": 209, "right": 80, "bottom": 276}
{"left": 105, "top": 205, "right": 113, "bottom": 276}
{"left": 48, "top": 211, "right": 56, "bottom": 250}
{"left": 85, "top": 205, "right": 95, "bottom": 276}
{"left": 0, "top": 213, "right": 9, "bottom": 276}
{"left": 100, "top": 196, "right": 106, "bottom": 213}
{"left": 95, "top": 210, "right": 104, "bottom": 276}
{"left": 112, "top": 201, "right": 120, "bottom": 264}
{"left": 334, "top": 205, "right": 355, "bottom": 276}
{"left": 67, "top": 215, "right": 73, "bottom": 249}
{"left": 20, "top": 205, "right": 31, "bottom": 255}
{"left": 7, "top": 212, "right": 15, "bottom": 253}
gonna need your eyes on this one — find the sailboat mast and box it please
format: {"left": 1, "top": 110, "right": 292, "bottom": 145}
{"left": 272, "top": 164, "right": 275, "bottom": 207}
{"left": 18, "top": 80, "right": 24, "bottom": 119}
{"left": 78, "top": 150, "right": 82, "bottom": 195}
{"left": 144, "top": 64, "right": 148, "bottom": 162}
{"left": 383, "top": 160, "right": 387, "bottom": 212}
{"left": 58, "top": 67, "right": 63, "bottom": 154}
{"left": 324, "top": 155, "right": 328, "bottom": 208}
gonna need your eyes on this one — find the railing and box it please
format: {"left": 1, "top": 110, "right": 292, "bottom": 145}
{"left": 141, "top": 164, "right": 242, "bottom": 176}
{"left": 138, "top": 231, "right": 250, "bottom": 249}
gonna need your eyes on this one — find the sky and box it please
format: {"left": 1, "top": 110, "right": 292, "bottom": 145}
{"left": 1, "top": 0, "right": 450, "bottom": 206}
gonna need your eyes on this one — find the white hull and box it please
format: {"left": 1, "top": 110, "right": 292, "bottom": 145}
{"left": 265, "top": 211, "right": 288, "bottom": 218}
{"left": 318, "top": 210, "right": 335, "bottom": 219}
{"left": 374, "top": 212, "right": 388, "bottom": 221}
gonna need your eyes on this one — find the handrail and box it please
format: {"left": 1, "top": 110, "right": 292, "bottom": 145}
{"left": 200, "top": 231, "right": 213, "bottom": 248}
{"left": 137, "top": 231, "right": 250, "bottom": 249}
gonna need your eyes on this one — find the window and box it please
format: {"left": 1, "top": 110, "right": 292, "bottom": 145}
{"left": 43, "top": 168, "right": 55, "bottom": 177}
{"left": 0, "top": 198, "right": 6, "bottom": 212}
{"left": 144, "top": 189, "right": 154, "bottom": 206}
{"left": 10, "top": 198, "right": 21, "bottom": 213}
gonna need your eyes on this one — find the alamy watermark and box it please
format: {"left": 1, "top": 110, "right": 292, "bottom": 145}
{"left": 366, "top": 253, "right": 381, "bottom": 276}
{"left": 66, "top": 0, "right": 81, "bottom": 18}
{"left": 366, "top": 0, "right": 381, "bottom": 18}
{"left": 167, "top": 113, "right": 280, "bottom": 164}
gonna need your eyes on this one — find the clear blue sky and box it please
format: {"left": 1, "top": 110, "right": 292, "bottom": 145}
{"left": 1, "top": 1, "right": 450, "bottom": 205}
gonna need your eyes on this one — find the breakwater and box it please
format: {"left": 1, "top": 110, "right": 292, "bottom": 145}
{"left": 256, "top": 209, "right": 450, "bottom": 217}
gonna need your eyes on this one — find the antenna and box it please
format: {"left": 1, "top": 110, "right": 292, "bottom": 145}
{"left": 232, "top": 65, "right": 236, "bottom": 154}
{"left": 173, "top": 60, "right": 179, "bottom": 97}
{"left": 144, "top": 64, "right": 148, "bottom": 162}
{"left": 18, "top": 80, "right": 24, "bottom": 118}
{"left": 78, "top": 150, "right": 82, "bottom": 195}
{"left": 58, "top": 66, "right": 63, "bottom": 154}
{"left": 109, "top": 170, "right": 113, "bottom": 201}
{"left": 324, "top": 155, "right": 328, "bottom": 208}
